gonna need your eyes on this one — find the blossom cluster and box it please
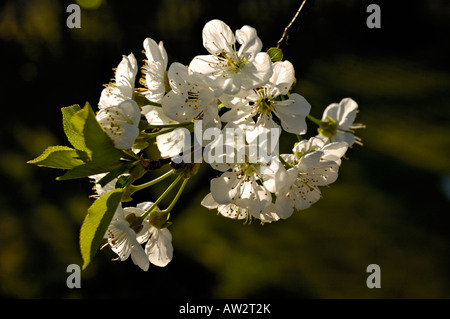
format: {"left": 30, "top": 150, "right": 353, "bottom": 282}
{"left": 30, "top": 19, "right": 364, "bottom": 271}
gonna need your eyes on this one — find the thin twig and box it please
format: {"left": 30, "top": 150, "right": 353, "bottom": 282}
{"left": 277, "top": 0, "right": 308, "bottom": 49}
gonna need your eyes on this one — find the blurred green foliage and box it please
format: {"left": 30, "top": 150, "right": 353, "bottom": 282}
{"left": 0, "top": 0, "right": 449, "bottom": 298}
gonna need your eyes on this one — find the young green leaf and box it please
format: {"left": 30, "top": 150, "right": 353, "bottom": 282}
{"left": 62, "top": 104, "right": 86, "bottom": 151}
{"left": 97, "top": 161, "right": 136, "bottom": 187}
{"left": 80, "top": 188, "right": 123, "bottom": 270}
{"left": 56, "top": 161, "right": 123, "bottom": 181}
{"left": 70, "top": 102, "right": 123, "bottom": 164}
{"left": 267, "top": 47, "right": 284, "bottom": 62}
{"left": 27, "top": 145, "right": 86, "bottom": 169}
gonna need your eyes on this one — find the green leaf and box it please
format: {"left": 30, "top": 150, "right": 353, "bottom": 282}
{"left": 115, "top": 174, "right": 132, "bottom": 189}
{"left": 56, "top": 161, "right": 123, "bottom": 181}
{"left": 97, "top": 161, "right": 136, "bottom": 187}
{"left": 80, "top": 188, "right": 123, "bottom": 270}
{"left": 62, "top": 104, "right": 86, "bottom": 151}
{"left": 70, "top": 102, "right": 123, "bottom": 164}
{"left": 27, "top": 145, "right": 86, "bottom": 169}
{"left": 267, "top": 47, "right": 284, "bottom": 62}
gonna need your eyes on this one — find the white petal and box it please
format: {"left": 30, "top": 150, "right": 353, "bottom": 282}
{"left": 273, "top": 194, "right": 295, "bottom": 219}
{"left": 118, "top": 99, "right": 141, "bottom": 125}
{"left": 97, "top": 100, "right": 141, "bottom": 150}
{"left": 143, "top": 39, "right": 168, "bottom": 104}
{"left": 217, "top": 203, "right": 247, "bottom": 220}
{"left": 145, "top": 228, "right": 173, "bottom": 267}
{"left": 99, "top": 86, "right": 122, "bottom": 109}
{"left": 201, "top": 193, "right": 218, "bottom": 209}
{"left": 240, "top": 52, "right": 273, "bottom": 90}
{"left": 336, "top": 98, "right": 358, "bottom": 130}
{"left": 202, "top": 19, "right": 235, "bottom": 56}
{"left": 131, "top": 244, "right": 150, "bottom": 271}
{"left": 310, "top": 161, "right": 339, "bottom": 186}
{"left": 245, "top": 122, "right": 280, "bottom": 164}
{"left": 332, "top": 131, "right": 356, "bottom": 146}
{"left": 322, "top": 98, "right": 358, "bottom": 130}
{"left": 321, "top": 142, "right": 349, "bottom": 166}
{"left": 260, "top": 158, "right": 290, "bottom": 193}
{"left": 143, "top": 38, "right": 167, "bottom": 66}
{"left": 277, "top": 167, "right": 299, "bottom": 194}
{"left": 210, "top": 171, "right": 240, "bottom": 204}
{"left": 211, "top": 72, "right": 241, "bottom": 96}
{"left": 99, "top": 54, "right": 137, "bottom": 108}
{"left": 259, "top": 202, "right": 283, "bottom": 223}
{"left": 273, "top": 93, "right": 311, "bottom": 134}
{"left": 144, "top": 63, "right": 167, "bottom": 103}
{"left": 115, "top": 53, "right": 138, "bottom": 99}
{"left": 321, "top": 103, "right": 339, "bottom": 122}
{"left": 239, "top": 183, "right": 271, "bottom": 215}
{"left": 141, "top": 105, "right": 173, "bottom": 125}
{"left": 297, "top": 151, "right": 323, "bottom": 172}
{"left": 167, "top": 62, "right": 189, "bottom": 93}
{"left": 156, "top": 128, "right": 190, "bottom": 158}
{"left": 292, "top": 182, "right": 322, "bottom": 210}
{"left": 162, "top": 90, "right": 201, "bottom": 122}
{"left": 268, "top": 60, "right": 295, "bottom": 96}
{"left": 113, "top": 124, "right": 139, "bottom": 149}
{"left": 236, "top": 25, "right": 262, "bottom": 61}
{"left": 189, "top": 55, "right": 220, "bottom": 79}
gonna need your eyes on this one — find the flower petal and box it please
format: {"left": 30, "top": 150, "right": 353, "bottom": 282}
{"left": 141, "top": 105, "right": 173, "bottom": 125}
{"left": 267, "top": 60, "right": 295, "bottom": 96}
{"left": 202, "top": 19, "right": 235, "bottom": 56}
{"left": 156, "top": 128, "right": 190, "bottom": 158}
{"left": 143, "top": 38, "right": 167, "bottom": 67}
{"left": 210, "top": 171, "right": 240, "bottom": 204}
{"left": 336, "top": 98, "right": 358, "bottom": 130}
{"left": 240, "top": 52, "right": 273, "bottom": 90}
{"left": 273, "top": 93, "right": 311, "bottom": 134}
{"left": 162, "top": 90, "right": 201, "bottom": 122}
{"left": 145, "top": 228, "right": 173, "bottom": 267}
{"left": 236, "top": 25, "right": 262, "bottom": 61}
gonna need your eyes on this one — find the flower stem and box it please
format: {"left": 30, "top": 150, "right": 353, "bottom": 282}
{"left": 160, "top": 177, "right": 189, "bottom": 215}
{"left": 146, "top": 122, "right": 193, "bottom": 130}
{"left": 277, "top": 0, "right": 308, "bottom": 50}
{"left": 140, "top": 174, "right": 183, "bottom": 220}
{"left": 306, "top": 114, "right": 322, "bottom": 126}
{"left": 128, "top": 169, "right": 175, "bottom": 195}
{"left": 143, "top": 122, "right": 194, "bottom": 140}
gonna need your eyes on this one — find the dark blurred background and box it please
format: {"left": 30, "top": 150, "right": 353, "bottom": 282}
{"left": 1, "top": 0, "right": 449, "bottom": 299}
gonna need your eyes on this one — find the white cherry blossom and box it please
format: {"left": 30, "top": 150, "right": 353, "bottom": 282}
{"left": 104, "top": 204, "right": 150, "bottom": 271}
{"left": 127, "top": 202, "right": 174, "bottom": 267}
{"left": 221, "top": 61, "right": 311, "bottom": 134}
{"left": 104, "top": 202, "right": 174, "bottom": 269}
{"left": 201, "top": 192, "right": 280, "bottom": 224}
{"left": 162, "top": 62, "right": 220, "bottom": 130}
{"left": 156, "top": 127, "right": 191, "bottom": 159}
{"left": 144, "top": 227, "right": 173, "bottom": 267}
{"left": 206, "top": 152, "right": 292, "bottom": 223}
{"left": 318, "top": 98, "right": 365, "bottom": 146}
{"left": 96, "top": 99, "right": 141, "bottom": 150}
{"left": 189, "top": 19, "right": 273, "bottom": 97}
{"left": 99, "top": 53, "right": 138, "bottom": 109}
{"left": 275, "top": 137, "right": 348, "bottom": 218}
{"left": 141, "top": 37, "right": 169, "bottom": 103}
